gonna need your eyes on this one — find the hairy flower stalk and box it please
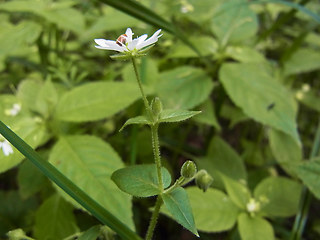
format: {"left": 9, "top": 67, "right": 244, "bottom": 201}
{"left": 95, "top": 28, "right": 164, "bottom": 240}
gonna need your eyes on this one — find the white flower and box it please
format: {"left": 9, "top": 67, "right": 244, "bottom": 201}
{"left": 94, "top": 28, "right": 162, "bottom": 57}
{"left": 246, "top": 198, "right": 260, "bottom": 213}
{"left": 0, "top": 137, "right": 13, "bottom": 156}
{"left": 5, "top": 103, "right": 21, "bottom": 116}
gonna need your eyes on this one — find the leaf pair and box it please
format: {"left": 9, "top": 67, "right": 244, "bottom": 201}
{"left": 112, "top": 164, "right": 199, "bottom": 236}
{"left": 120, "top": 109, "right": 201, "bottom": 131}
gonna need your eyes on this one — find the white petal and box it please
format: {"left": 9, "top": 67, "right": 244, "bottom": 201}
{"left": 1, "top": 141, "right": 13, "bottom": 156}
{"left": 94, "top": 40, "right": 125, "bottom": 52}
{"left": 137, "top": 29, "right": 162, "bottom": 49}
{"left": 137, "top": 34, "right": 148, "bottom": 45}
{"left": 125, "top": 28, "right": 133, "bottom": 42}
{"left": 94, "top": 39, "right": 111, "bottom": 47}
{"left": 127, "top": 38, "right": 140, "bottom": 51}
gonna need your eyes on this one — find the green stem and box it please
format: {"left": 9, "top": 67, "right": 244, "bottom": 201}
{"left": 145, "top": 196, "right": 163, "bottom": 240}
{"left": 290, "top": 118, "right": 320, "bottom": 240}
{"left": 151, "top": 124, "right": 164, "bottom": 191}
{"left": 131, "top": 57, "right": 152, "bottom": 118}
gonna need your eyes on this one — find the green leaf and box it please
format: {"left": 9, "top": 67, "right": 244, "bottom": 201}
{"left": 238, "top": 213, "right": 275, "bottom": 240}
{"left": 34, "top": 194, "right": 79, "bottom": 240}
{"left": 220, "top": 62, "right": 299, "bottom": 143}
{"left": 0, "top": 117, "right": 49, "bottom": 174}
{"left": 0, "top": 1, "right": 84, "bottom": 33}
{"left": 36, "top": 79, "right": 58, "bottom": 118}
{"left": 156, "top": 67, "right": 214, "bottom": 109}
{"left": 7, "top": 228, "right": 34, "bottom": 240}
{"left": 295, "top": 159, "right": 320, "bottom": 199}
{"left": 159, "top": 109, "right": 201, "bottom": 123}
{"left": 211, "top": 0, "right": 258, "bottom": 45}
{"left": 0, "top": 121, "right": 141, "bottom": 240}
{"left": 49, "top": 135, "right": 135, "bottom": 230}
{"left": 254, "top": 177, "right": 302, "bottom": 217}
{"left": 197, "top": 136, "right": 247, "bottom": 189}
{"left": 0, "top": 21, "right": 42, "bottom": 57}
{"left": 187, "top": 187, "right": 239, "bottom": 232}
{"left": 162, "top": 187, "right": 199, "bottom": 236}
{"left": 193, "top": 99, "right": 221, "bottom": 130}
{"left": 56, "top": 82, "right": 147, "bottom": 122}
{"left": 167, "top": 36, "right": 218, "bottom": 58}
{"left": 78, "top": 225, "right": 101, "bottom": 240}
{"left": 111, "top": 164, "right": 171, "bottom": 197}
{"left": 284, "top": 48, "right": 320, "bottom": 75}
{"left": 221, "top": 175, "right": 251, "bottom": 209}
{"left": 119, "top": 116, "right": 152, "bottom": 131}
{"left": 269, "top": 128, "right": 302, "bottom": 176}
{"left": 226, "top": 46, "right": 266, "bottom": 63}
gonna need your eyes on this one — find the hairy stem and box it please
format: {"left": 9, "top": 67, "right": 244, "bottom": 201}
{"left": 151, "top": 124, "right": 164, "bottom": 191}
{"left": 145, "top": 196, "right": 163, "bottom": 240}
{"left": 131, "top": 57, "right": 152, "bottom": 118}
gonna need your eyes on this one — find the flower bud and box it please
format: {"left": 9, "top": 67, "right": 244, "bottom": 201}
{"left": 195, "top": 170, "right": 213, "bottom": 192}
{"left": 180, "top": 160, "right": 197, "bottom": 178}
{"left": 151, "top": 97, "right": 163, "bottom": 119}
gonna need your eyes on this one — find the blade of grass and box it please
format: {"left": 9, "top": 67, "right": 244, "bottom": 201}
{"left": 0, "top": 120, "right": 142, "bottom": 240}
{"left": 97, "top": 0, "right": 202, "bottom": 57}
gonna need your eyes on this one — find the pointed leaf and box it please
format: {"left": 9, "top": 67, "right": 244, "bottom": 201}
{"left": 284, "top": 48, "right": 320, "bottom": 75}
{"left": 56, "top": 82, "right": 149, "bottom": 122}
{"left": 162, "top": 187, "right": 198, "bottom": 236}
{"left": 119, "top": 116, "right": 151, "bottom": 131}
{"left": 238, "top": 213, "right": 275, "bottom": 240}
{"left": 49, "top": 135, "right": 135, "bottom": 230}
{"left": 111, "top": 164, "right": 171, "bottom": 197}
{"left": 254, "top": 177, "right": 302, "bottom": 217}
{"left": 295, "top": 159, "right": 320, "bottom": 199}
{"left": 220, "top": 62, "right": 299, "bottom": 143}
{"left": 157, "top": 67, "right": 214, "bottom": 109}
{"left": 193, "top": 99, "right": 221, "bottom": 130}
{"left": 187, "top": 187, "right": 239, "bottom": 232}
{"left": 159, "top": 109, "right": 201, "bottom": 123}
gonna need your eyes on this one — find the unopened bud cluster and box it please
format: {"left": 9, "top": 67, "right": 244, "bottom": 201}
{"left": 181, "top": 160, "right": 197, "bottom": 178}
{"left": 195, "top": 170, "right": 213, "bottom": 192}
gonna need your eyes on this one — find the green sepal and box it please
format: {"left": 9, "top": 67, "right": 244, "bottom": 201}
{"left": 162, "top": 187, "right": 199, "bottom": 237}
{"left": 119, "top": 116, "right": 152, "bottom": 131}
{"left": 159, "top": 109, "right": 201, "bottom": 123}
{"left": 111, "top": 164, "right": 171, "bottom": 197}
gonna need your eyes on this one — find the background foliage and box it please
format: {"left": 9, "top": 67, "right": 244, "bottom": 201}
{"left": 0, "top": 0, "right": 320, "bottom": 239}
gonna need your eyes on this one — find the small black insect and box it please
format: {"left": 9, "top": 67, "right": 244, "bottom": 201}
{"left": 267, "top": 103, "right": 275, "bottom": 111}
